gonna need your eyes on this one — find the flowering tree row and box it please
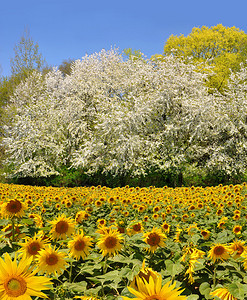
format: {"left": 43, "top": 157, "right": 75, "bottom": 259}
{"left": 2, "top": 49, "right": 247, "bottom": 179}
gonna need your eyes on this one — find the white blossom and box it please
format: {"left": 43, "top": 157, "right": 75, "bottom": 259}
{"left": 3, "top": 49, "right": 247, "bottom": 179}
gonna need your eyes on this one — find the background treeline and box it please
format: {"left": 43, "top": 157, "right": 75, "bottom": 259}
{"left": 1, "top": 25, "right": 247, "bottom": 188}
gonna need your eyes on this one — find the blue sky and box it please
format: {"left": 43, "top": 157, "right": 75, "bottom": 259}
{"left": 1, "top": 0, "right": 247, "bottom": 77}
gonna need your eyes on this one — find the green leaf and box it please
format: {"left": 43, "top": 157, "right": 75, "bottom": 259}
{"left": 21, "top": 218, "right": 34, "bottom": 225}
{"left": 63, "top": 281, "right": 87, "bottom": 293}
{"left": 163, "top": 260, "right": 183, "bottom": 276}
{"left": 93, "top": 270, "right": 122, "bottom": 286}
{"left": 96, "top": 270, "right": 120, "bottom": 281}
{"left": 191, "top": 233, "right": 201, "bottom": 244}
{"left": 228, "top": 282, "right": 246, "bottom": 299}
{"left": 186, "top": 295, "right": 200, "bottom": 300}
{"left": 199, "top": 282, "right": 211, "bottom": 299}
{"left": 193, "top": 259, "right": 205, "bottom": 271}
{"left": 119, "top": 267, "right": 132, "bottom": 278}
{"left": 108, "top": 254, "right": 140, "bottom": 265}
{"left": 84, "top": 286, "right": 102, "bottom": 296}
{"left": 121, "top": 287, "right": 135, "bottom": 298}
{"left": 243, "top": 276, "right": 247, "bottom": 284}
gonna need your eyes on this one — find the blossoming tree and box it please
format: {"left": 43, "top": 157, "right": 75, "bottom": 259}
{"left": 3, "top": 49, "right": 247, "bottom": 181}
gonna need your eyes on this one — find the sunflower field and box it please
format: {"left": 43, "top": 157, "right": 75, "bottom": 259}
{"left": 1, "top": 182, "right": 247, "bottom": 300}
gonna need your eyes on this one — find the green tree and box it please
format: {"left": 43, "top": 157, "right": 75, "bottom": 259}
{"left": 58, "top": 58, "right": 74, "bottom": 76}
{"left": 0, "top": 29, "right": 48, "bottom": 178}
{"left": 123, "top": 48, "right": 144, "bottom": 60}
{"left": 10, "top": 28, "right": 46, "bottom": 81}
{"left": 0, "top": 28, "right": 47, "bottom": 123}
{"left": 162, "top": 24, "right": 247, "bottom": 92}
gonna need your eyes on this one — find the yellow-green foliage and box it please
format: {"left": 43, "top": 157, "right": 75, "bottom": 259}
{"left": 162, "top": 24, "right": 247, "bottom": 92}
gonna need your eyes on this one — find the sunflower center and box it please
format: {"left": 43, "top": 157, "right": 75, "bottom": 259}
{"left": 163, "top": 224, "right": 168, "bottom": 230}
{"left": 133, "top": 224, "right": 141, "bottom": 232}
{"left": 201, "top": 231, "right": 208, "bottom": 236}
{"left": 55, "top": 221, "right": 69, "bottom": 234}
{"left": 147, "top": 233, "right": 161, "bottom": 246}
{"left": 5, "top": 276, "right": 27, "bottom": 297}
{"left": 6, "top": 200, "right": 22, "bottom": 213}
{"left": 234, "top": 245, "right": 244, "bottom": 255}
{"left": 74, "top": 239, "right": 86, "bottom": 251}
{"left": 105, "top": 236, "right": 117, "bottom": 249}
{"left": 46, "top": 254, "right": 59, "bottom": 265}
{"left": 28, "top": 241, "right": 41, "bottom": 255}
{"left": 214, "top": 246, "right": 225, "bottom": 256}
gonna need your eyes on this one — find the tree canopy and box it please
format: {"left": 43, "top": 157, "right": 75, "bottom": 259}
{"left": 163, "top": 24, "right": 247, "bottom": 92}
{"left": 10, "top": 28, "right": 46, "bottom": 79}
{"left": 2, "top": 49, "right": 247, "bottom": 183}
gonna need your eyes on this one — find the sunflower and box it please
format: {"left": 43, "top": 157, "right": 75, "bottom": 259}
{"left": 210, "top": 287, "right": 237, "bottom": 300}
{"left": 161, "top": 213, "right": 166, "bottom": 220}
{"left": 143, "top": 216, "right": 149, "bottom": 222}
{"left": 185, "top": 248, "right": 205, "bottom": 284}
{"left": 1, "top": 199, "right": 27, "bottom": 219}
{"left": 0, "top": 252, "right": 52, "bottom": 299}
{"left": 95, "top": 200, "right": 103, "bottom": 207}
{"left": 2, "top": 224, "right": 24, "bottom": 240}
{"left": 133, "top": 204, "right": 139, "bottom": 209}
{"left": 130, "top": 260, "right": 159, "bottom": 290}
{"left": 143, "top": 227, "right": 166, "bottom": 253}
{"left": 28, "top": 213, "right": 43, "bottom": 227}
{"left": 217, "top": 217, "right": 228, "bottom": 229}
{"left": 216, "top": 208, "right": 224, "bottom": 216}
{"left": 152, "top": 213, "right": 159, "bottom": 220}
{"left": 188, "top": 204, "right": 196, "bottom": 211}
{"left": 174, "top": 226, "right": 182, "bottom": 243}
{"left": 161, "top": 222, "right": 170, "bottom": 233}
{"left": 49, "top": 214, "right": 75, "bottom": 240}
{"left": 55, "top": 203, "right": 61, "bottom": 210}
{"left": 187, "top": 223, "right": 199, "bottom": 236}
{"left": 240, "top": 251, "right": 247, "bottom": 270}
{"left": 96, "top": 226, "right": 112, "bottom": 235}
{"left": 97, "top": 219, "right": 107, "bottom": 227}
{"left": 123, "top": 211, "right": 129, "bottom": 217}
{"left": 229, "top": 240, "right": 247, "bottom": 259}
{"left": 36, "top": 245, "right": 68, "bottom": 276}
{"left": 138, "top": 205, "right": 146, "bottom": 213}
{"left": 233, "top": 214, "right": 241, "bottom": 221}
{"left": 68, "top": 230, "right": 93, "bottom": 260}
{"left": 201, "top": 229, "right": 210, "bottom": 240}
{"left": 208, "top": 243, "right": 230, "bottom": 263}
{"left": 19, "top": 234, "right": 48, "bottom": 259}
{"left": 97, "top": 227, "right": 123, "bottom": 257}
{"left": 123, "top": 274, "right": 187, "bottom": 300}
{"left": 153, "top": 206, "right": 160, "bottom": 213}
{"left": 75, "top": 211, "right": 90, "bottom": 223}
{"left": 181, "top": 214, "right": 189, "bottom": 222}
{"left": 127, "top": 222, "right": 144, "bottom": 236}
{"left": 65, "top": 200, "right": 72, "bottom": 208}
{"left": 232, "top": 225, "right": 242, "bottom": 235}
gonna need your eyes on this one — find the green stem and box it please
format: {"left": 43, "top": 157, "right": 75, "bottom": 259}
{"left": 103, "top": 255, "right": 108, "bottom": 274}
{"left": 101, "top": 255, "right": 108, "bottom": 297}
{"left": 69, "top": 261, "right": 73, "bottom": 283}
{"left": 101, "top": 282, "right": 105, "bottom": 297}
{"left": 204, "top": 266, "right": 214, "bottom": 276}
{"left": 213, "top": 264, "right": 217, "bottom": 288}
{"left": 11, "top": 218, "right": 15, "bottom": 250}
{"left": 149, "top": 252, "right": 154, "bottom": 268}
